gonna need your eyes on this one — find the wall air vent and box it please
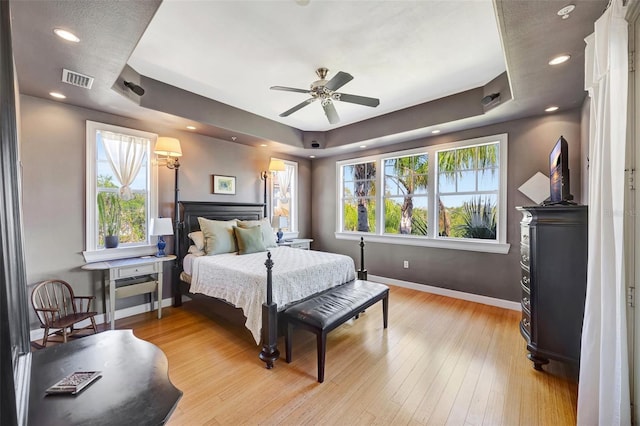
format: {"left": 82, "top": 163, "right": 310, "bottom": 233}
{"left": 61, "top": 69, "right": 94, "bottom": 89}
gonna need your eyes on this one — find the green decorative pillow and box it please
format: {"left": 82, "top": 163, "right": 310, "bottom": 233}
{"left": 237, "top": 217, "right": 278, "bottom": 248}
{"left": 234, "top": 225, "right": 267, "bottom": 255}
{"left": 197, "top": 217, "right": 238, "bottom": 255}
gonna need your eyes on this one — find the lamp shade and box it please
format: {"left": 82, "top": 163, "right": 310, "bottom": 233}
{"left": 268, "top": 159, "right": 286, "bottom": 172}
{"left": 150, "top": 218, "right": 174, "bottom": 236}
{"left": 154, "top": 137, "right": 182, "bottom": 157}
{"left": 271, "top": 215, "right": 288, "bottom": 229}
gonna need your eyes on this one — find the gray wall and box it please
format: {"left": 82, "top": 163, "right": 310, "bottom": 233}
{"left": 311, "top": 109, "right": 583, "bottom": 302}
{"left": 19, "top": 95, "right": 310, "bottom": 327}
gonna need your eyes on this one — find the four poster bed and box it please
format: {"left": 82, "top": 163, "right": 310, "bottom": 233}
{"left": 172, "top": 201, "right": 367, "bottom": 369}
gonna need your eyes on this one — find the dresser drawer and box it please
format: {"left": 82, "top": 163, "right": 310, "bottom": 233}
{"left": 115, "top": 262, "right": 157, "bottom": 279}
{"left": 521, "top": 295, "right": 531, "bottom": 314}
{"left": 520, "top": 268, "right": 530, "bottom": 292}
{"left": 520, "top": 225, "right": 530, "bottom": 245}
{"left": 521, "top": 311, "right": 532, "bottom": 338}
{"left": 520, "top": 244, "right": 530, "bottom": 269}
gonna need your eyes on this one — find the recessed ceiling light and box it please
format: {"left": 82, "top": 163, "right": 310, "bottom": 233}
{"left": 309, "top": 155, "right": 316, "bottom": 159}
{"left": 549, "top": 55, "right": 571, "bottom": 65}
{"left": 545, "top": 106, "right": 559, "bottom": 112}
{"left": 557, "top": 4, "right": 575, "bottom": 19}
{"left": 186, "top": 125, "right": 196, "bottom": 130}
{"left": 359, "top": 145, "right": 367, "bottom": 149}
{"left": 49, "top": 92, "right": 66, "bottom": 99}
{"left": 431, "top": 130, "right": 441, "bottom": 134}
{"left": 53, "top": 28, "right": 80, "bottom": 43}
{"left": 260, "top": 144, "right": 267, "bottom": 147}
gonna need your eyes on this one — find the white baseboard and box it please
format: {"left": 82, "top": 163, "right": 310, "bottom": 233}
{"left": 367, "top": 274, "right": 521, "bottom": 312}
{"left": 30, "top": 297, "right": 174, "bottom": 342}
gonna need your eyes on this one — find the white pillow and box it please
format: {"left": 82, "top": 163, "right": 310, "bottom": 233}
{"left": 237, "top": 217, "right": 278, "bottom": 248}
{"left": 187, "top": 245, "right": 205, "bottom": 256}
{"left": 188, "top": 231, "right": 205, "bottom": 251}
{"left": 197, "top": 217, "right": 238, "bottom": 255}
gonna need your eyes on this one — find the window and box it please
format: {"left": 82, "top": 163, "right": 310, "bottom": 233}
{"left": 270, "top": 159, "right": 298, "bottom": 235}
{"left": 336, "top": 134, "right": 509, "bottom": 254}
{"left": 84, "top": 121, "right": 158, "bottom": 262}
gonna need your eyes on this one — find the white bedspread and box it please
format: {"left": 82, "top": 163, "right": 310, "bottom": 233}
{"left": 189, "top": 247, "right": 356, "bottom": 344}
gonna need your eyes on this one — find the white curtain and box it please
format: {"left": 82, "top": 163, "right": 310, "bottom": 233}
{"left": 276, "top": 166, "right": 292, "bottom": 203}
{"left": 578, "top": 1, "right": 630, "bottom": 424}
{"left": 100, "top": 131, "right": 147, "bottom": 201}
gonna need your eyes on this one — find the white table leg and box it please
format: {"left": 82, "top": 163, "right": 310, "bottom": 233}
{"left": 109, "top": 276, "right": 116, "bottom": 330}
{"left": 157, "top": 269, "right": 163, "bottom": 319}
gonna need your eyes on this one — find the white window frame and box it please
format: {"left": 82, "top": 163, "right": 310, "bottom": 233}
{"left": 83, "top": 121, "right": 159, "bottom": 262}
{"left": 270, "top": 158, "right": 299, "bottom": 238}
{"left": 335, "top": 134, "right": 510, "bottom": 254}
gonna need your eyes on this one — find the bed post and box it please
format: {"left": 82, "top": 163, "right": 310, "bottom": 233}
{"left": 357, "top": 237, "right": 367, "bottom": 280}
{"left": 259, "top": 251, "right": 279, "bottom": 369}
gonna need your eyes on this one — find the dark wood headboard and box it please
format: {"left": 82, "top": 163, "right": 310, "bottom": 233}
{"left": 178, "top": 201, "right": 265, "bottom": 265}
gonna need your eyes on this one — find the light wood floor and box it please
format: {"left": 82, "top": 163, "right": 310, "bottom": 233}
{"left": 112, "top": 285, "right": 577, "bottom": 425}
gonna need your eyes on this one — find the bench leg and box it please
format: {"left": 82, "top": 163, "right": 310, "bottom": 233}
{"left": 286, "top": 322, "right": 293, "bottom": 363}
{"left": 383, "top": 294, "right": 389, "bottom": 329}
{"left": 317, "top": 331, "right": 327, "bottom": 383}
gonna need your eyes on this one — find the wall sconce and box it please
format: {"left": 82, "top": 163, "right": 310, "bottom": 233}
{"left": 154, "top": 137, "right": 182, "bottom": 169}
{"left": 261, "top": 159, "right": 286, "bottom": 217}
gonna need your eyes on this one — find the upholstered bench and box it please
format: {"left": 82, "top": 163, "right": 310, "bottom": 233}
{"left": 283, "top": 280, "right": 389, "bottom": 383}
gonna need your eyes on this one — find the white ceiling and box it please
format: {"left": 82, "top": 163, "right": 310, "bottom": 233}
{"left": 128, "top": 0, "right": 506, "bottom": 132}
{"left": 10, "top": 0, "right": 607, "bottom": 157}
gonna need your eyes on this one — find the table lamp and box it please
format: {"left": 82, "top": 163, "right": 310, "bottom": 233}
{"left": 271, "top": 215, "right": 288, "bottom": 243}
{"left": 150, "top": 218, "right": 174, "bottom": 257}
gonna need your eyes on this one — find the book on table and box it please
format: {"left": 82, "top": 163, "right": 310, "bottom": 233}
{"left": 45, "top": 371, "right": 101, "bottom": 395}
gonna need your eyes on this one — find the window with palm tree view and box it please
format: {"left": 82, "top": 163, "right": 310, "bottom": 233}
{"left": 337, "top": 134, "right": 507, "bottom": 252}
{"left": 85, "top": 121, "right": 158, "bottom": 260}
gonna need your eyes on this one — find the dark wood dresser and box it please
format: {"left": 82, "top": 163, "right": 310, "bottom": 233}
{"left": 516, "top": 205, "right": 588, "bottom": 370}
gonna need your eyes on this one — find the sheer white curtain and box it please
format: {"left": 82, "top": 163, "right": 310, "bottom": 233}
{"left": 100, "top": 131, "right": 147, "bottom": 200}
{"left": 578, "top": 1, "right": 630, "bottom": 424}
{"left": 276, "top": 166, "right": 292, "bottom": 203}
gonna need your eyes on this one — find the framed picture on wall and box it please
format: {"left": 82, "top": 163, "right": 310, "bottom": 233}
{"left": 212, "top": 175, "right": 236, "bottom": 195}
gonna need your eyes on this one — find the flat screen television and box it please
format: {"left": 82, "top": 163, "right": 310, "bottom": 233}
{"left": 547, "top": 136, "right": 574, "bottom": 204}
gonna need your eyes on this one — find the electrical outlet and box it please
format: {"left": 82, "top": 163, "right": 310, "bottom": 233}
{"left": 403, "top": 260, "right": 409, "bottom": 269}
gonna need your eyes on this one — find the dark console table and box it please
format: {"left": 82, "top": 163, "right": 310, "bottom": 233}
{"left": 28, "top": 330, "right": 182, "bottom": 425}
{"left": 516, "top": 205, "right": 588, "bottom": 371}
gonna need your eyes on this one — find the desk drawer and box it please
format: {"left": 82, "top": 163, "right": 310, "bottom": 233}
{"left": 116, "top": 263, "right": 157, "bottom": 279}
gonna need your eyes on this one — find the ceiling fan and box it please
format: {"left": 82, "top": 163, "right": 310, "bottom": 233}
{"left": 270, "top": 67, "right": 380, "bottom": 124}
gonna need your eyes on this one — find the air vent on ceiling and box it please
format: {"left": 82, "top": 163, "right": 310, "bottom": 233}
{"left": 61, "top": 68, "right": 94, "bottom": 89}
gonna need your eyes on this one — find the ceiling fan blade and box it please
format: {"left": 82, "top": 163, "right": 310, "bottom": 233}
{"left": 324, "top": 71, "right": 353, "bottom": 91}
{"left": 322, "top": 101, "right": 340, "bottom": 124}
{"left": 335, "top": 93, "right": 380, "bottom": 107}
{"left": 279, "top": 98, "right": 316, "bottom": 117}
{"left": 270, "top": 86, "right": 310, "bottom": 94}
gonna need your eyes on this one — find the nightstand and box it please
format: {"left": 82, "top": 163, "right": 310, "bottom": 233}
{"left": 277, "top": 238, "right": 313, "bottom": 250}
{"left": 82, "top": 255, "right": 176, "bottom": 329}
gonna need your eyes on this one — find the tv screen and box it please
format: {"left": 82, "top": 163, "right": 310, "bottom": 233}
{"left": 549, "top": 136, "right": 572, "bottom": 204}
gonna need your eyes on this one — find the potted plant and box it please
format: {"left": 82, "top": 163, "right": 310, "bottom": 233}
{"left": 97, "top": 192, "right": 121, "bottom": 248}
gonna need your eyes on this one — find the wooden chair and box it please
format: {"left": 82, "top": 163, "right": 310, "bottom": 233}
{"left": 31, "top": 279, "right": 98, "bottom": 347}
